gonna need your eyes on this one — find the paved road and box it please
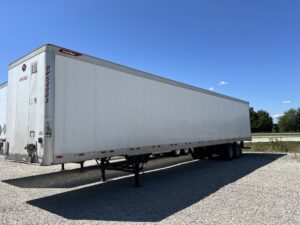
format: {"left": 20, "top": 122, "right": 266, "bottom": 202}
{"left": 250, "top": 136, "right": 300, "bottom": 142}
{"left": 1, "top": 153, "right": 300, "bottom": 225}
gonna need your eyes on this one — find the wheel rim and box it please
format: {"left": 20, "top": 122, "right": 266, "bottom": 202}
{"left": 183, "top": 149, "right": 189, "bottom": 154}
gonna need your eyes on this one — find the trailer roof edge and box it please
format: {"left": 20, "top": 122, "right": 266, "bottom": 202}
{"left": 0, "top": 82, "right": 8, "bottom": 89}
{"left": 8, "top": 45, "right": 47, "bottom": 69}
{"left": 8, "top": 44, "right": 249, "bottom": 105}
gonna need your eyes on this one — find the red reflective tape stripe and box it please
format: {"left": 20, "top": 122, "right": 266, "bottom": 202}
{"left": 56, "top": 155, "right": 63, "bottom": 159}
{"left": 19, "top": 76, "right": 28, "bottom": 82}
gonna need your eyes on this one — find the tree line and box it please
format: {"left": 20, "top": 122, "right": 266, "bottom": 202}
{"left": 250, "top": 107, "right": 300, "bottom": 133}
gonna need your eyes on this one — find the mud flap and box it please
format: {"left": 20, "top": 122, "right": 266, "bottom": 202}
{"left": 25, "top": 143, "right": 38, "bottom": 163}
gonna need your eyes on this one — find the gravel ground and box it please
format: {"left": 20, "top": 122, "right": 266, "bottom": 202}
{"left": 0, "top": 152, "right": 300, "bottom": 225}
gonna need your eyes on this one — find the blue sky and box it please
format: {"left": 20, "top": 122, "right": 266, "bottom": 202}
{"left": 0, "top": 0, "right": 299, "bottom": 122}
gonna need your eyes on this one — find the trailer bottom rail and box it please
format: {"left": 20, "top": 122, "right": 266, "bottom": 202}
{"left": 95, "top": 154, "right": 150, "bottom": 187}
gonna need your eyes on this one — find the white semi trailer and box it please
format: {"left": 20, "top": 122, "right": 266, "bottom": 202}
{"left": 0, "top": 82, "right": 7, "bottom": 150}
{"left": 6, "top": 44, "right": 251, "bottom": 185}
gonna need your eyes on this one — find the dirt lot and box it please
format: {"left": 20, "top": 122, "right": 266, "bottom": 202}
{"left": 0, "top": 152, "right": 300, "bottom": 225}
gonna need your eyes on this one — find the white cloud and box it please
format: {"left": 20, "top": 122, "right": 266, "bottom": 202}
{"left": 219, "top": 81, "right": 228, "bottom": 86}
{"left": 273, "top": 114, "right": 284, "bottom": 118}
{"left": 209, "top": 87, "right": 215, "bottom": 91}
{"left": 282, "top": 100, "right": 291, "bottom": 104}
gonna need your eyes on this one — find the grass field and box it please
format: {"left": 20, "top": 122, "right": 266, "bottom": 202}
{"left": 252, "top": 133, "right": 300, "bottom": 137}
{"left": 244, "top": 141, "right": 300, "bottom": 153}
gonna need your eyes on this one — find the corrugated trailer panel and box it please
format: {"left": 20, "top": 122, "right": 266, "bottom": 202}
{"left": 53, "top": 52, "right": 251, "bottom": 161}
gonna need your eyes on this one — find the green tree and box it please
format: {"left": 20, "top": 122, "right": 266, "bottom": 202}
{"left": 273, "top": 124, "right": 279, "bottom": 133}
{"left": 296, "top": 108, "right": 300, "bottom": 132}
{"left": 249, "top": 108, "right": 273, "bottom": 132}
{"left": 250, "top": 107, "right": 259, "bottom": 132}
{"left": 257, "top": 110, "right": 273, "bottom": 132}
{"left": 278, "top": 109, "right": 297, "bottom": 132}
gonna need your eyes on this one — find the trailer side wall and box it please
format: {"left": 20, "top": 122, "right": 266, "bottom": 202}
{"left": 53, "top": 53, "right": 251, "bottom": 162}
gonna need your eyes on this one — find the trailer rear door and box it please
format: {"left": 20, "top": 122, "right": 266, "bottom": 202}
{"left": 7, "top": 52, "right": 46, "bottom": 160}
{"left": 14, "top": 73, "right": 30, "bottom": 155}
{"left": 27, "top": 62, "right": 45, "bottom": 159}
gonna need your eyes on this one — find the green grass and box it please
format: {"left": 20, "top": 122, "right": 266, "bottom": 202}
{"left": 252, "top": 132, "right": 300, "bottom": 138}
{"left": 244, "top": 141, "right": 300, "bottom": 153}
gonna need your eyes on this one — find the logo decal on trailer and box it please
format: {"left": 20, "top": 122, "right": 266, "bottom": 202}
{"left": 45, "top": 65, "right": 50, "bottom": 104}
{"left": 59, "top": 48, "right": 82, "bottom": 57}
{"left": 45, "top": 121, "right": 52, "bottom": 137}
{"left": 19, "top": 76, "right": 28, "bottom": 82}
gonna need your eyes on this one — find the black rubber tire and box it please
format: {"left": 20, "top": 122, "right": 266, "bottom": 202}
{"left": 233, "top": 144, "right": 241, "bottom": 158}
{"left": 171, "top": 149, "right": 181, "bottom": 157}
{"left": 225, "top": 144, "right": 234, "bottom": 160}
{"left": 180, "top": 148, "right": 190, "bottom": 155}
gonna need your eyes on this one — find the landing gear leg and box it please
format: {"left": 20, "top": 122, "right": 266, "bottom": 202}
{"left": 80, "top": 162, "right": 84, "bottom": 172}
{"left": 96, "top": 154, "right": 149, "bottom": 187}
{"left": 134, "top": 161, "right": 141, "bottom": 187}
{"left": 101, "top": 158, "right": 106, "bottom": 181}
{"left": 127, "top": 155, "right": 149, "bottom": 187}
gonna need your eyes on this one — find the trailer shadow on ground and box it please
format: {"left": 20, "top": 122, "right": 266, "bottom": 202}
{"left": 3, "top": 154, "right": 196, "bottom": 188}
{"left": 24, "top": 153, "right": 284, "bottom": 222}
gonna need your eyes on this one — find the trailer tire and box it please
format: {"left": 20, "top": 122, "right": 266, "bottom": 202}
{"left": 224, "top": 144, "right": 234, "bottom": 160}
{"left": 171, "top": 149, "right": 181, "bottom": 157}
{"left": 233, "top": 144, "right": 241, "bottom": 158}
{"left": 181, "top": 148, "right": 190, "bottom": 155}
